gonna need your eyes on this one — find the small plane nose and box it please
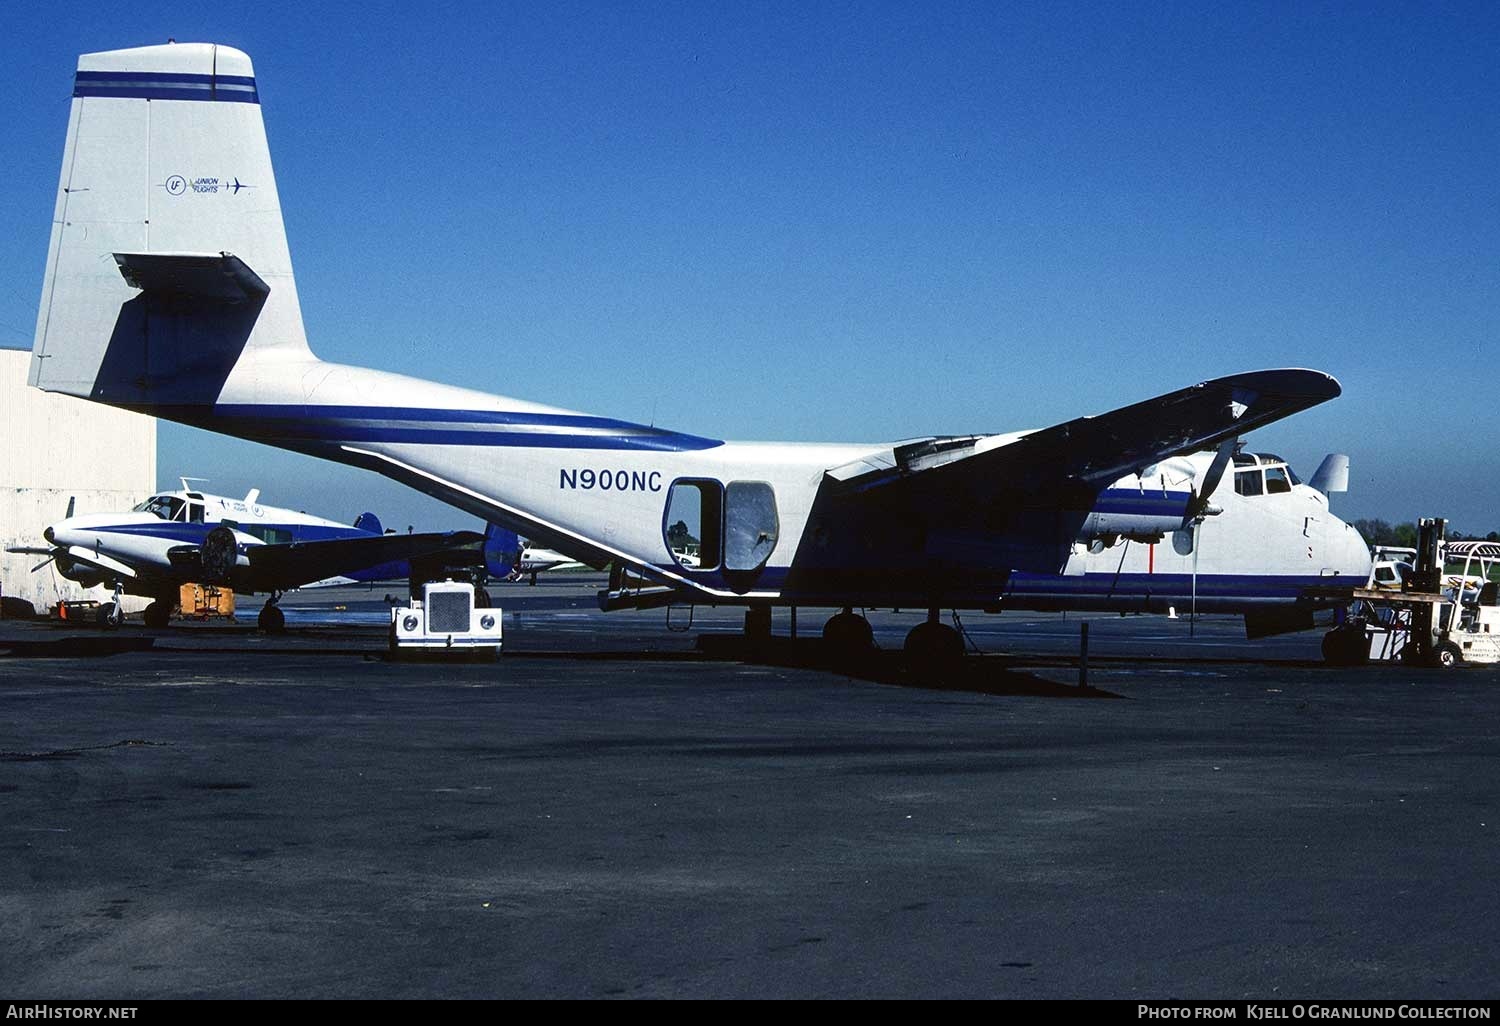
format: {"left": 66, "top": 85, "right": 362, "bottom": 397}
{"left": 44, "top": 525, "right": 55, "bottom": 544}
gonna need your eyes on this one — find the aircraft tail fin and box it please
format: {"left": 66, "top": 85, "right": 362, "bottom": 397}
{"left": 30, "top": 43, "right": 310, "bottom": 406}
{"left": 1309, "top": 454, "right": 1350, "bottom": 496}
{"left": 482, "top": 523, "right": 521, "bottom": 580}
{"left": 353, "top": 512, "right": 384, "bottom": 535}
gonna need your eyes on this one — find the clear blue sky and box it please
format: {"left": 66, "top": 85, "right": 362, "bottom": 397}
{"left": 2, "top": 2, "right": 1496, "bottom": 534}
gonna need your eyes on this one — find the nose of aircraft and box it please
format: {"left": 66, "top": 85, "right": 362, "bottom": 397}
{"left": 44, "top": 525, "right": 55, "bottom": 543}
{"left": 1331, "top": 515, "right": 1373, "bottom": 578}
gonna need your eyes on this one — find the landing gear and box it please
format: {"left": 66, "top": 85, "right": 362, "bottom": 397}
{"left": 904, "top": 610, "right": 964, "bottom": 665}
{"left": 257, "top": 593, "right": 285, "bottom": 633}
{"left": 904, "top": 619, "right": 963, "bottom": 663}
{"left": 744, "top": 605, "right": 772, "bottom": 644}
{"left": 95, "top": 582, "right": 126, "bottom": 629}
{"left": 1321, "top": 625, "right": 1369, "bottom": 666}
{"left": 823, "top": 608, "right": 873, "bottom": 659}
{"left": 143, "top": 599, "right": 172, "bottom": 629}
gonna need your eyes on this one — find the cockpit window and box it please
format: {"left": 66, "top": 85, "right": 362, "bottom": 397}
{"left": 131, "top": 495, "right": 186, "bottom": 521}
{"left": 1264, "top": 467, "right": 1292, "bottom": 494}
{"left": 1234, "top": 470, "right": 1264, "bottom": 497}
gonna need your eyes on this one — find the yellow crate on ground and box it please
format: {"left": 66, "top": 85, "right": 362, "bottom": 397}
{"left": 179, "top": 583, "right": 235, "bottom": 620}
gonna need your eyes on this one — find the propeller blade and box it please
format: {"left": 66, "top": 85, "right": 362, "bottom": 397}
{"left": 31, "top": 555, "right": 56, "bottom": 573}
{"left": 65, "top": 496, "right": 75, "bottom": 519}
{"left": 1189, "top": 437, "right": 1238, "bottom": 519}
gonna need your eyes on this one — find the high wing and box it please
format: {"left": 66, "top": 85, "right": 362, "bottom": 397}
{"left": 801, "top": 369, "right": 1341, "bottom": 578}
{"left": 830, "top": 369, "right": 1338, "bottom": 502}
{"left": 170, "top": 530, "right": 485, "bottom": 594}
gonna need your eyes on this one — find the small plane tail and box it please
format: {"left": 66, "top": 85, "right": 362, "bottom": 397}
{"left": 30, "top": 43, "right": 310, "bottom": 405}
{"left": 482, "top": 523, "right": 522, "bottom": 580}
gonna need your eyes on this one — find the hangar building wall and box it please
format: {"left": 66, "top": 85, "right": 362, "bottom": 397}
{"left": 1, "top": 347, "right": 157, "bottom": 616}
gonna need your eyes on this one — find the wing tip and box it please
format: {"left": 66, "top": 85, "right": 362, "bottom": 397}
{"left": 1210, "top": 368, "right": 1341, "bottom": 402}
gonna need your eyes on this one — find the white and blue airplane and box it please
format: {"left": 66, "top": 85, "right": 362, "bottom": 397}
{"left": 25, "top": 43, "right": 1369, "bottom": 659}
{"left": 8, "top": 480, "right": 508, "bottom": 630}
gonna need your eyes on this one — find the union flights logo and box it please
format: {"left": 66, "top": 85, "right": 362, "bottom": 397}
{"left": 163, "top": 175, "right": 252, "bottom": 196}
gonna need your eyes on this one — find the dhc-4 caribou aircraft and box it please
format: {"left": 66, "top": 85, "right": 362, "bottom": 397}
{"left": 8, "top": 481, "right": 514, "bottom": 630}
{"left": 27, "top": 43, "right": 1370, "bottom": 659}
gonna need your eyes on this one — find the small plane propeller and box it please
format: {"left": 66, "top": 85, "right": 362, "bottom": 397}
{"left": 20, "top": 496, "right": 77, "bottom": 572}
{"left": 1185, "top": 437, "right": 1237, "bottom": 523}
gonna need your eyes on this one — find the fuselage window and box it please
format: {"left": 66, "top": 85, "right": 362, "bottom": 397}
{"left": 1264, "top": 467, "right": 1292, "bottom": 494}
{"left": 1234, "top": 470, "right": 1264, "bottom": 497}
{"left": 135, "top": 495, "right": 186, "bottom": 521}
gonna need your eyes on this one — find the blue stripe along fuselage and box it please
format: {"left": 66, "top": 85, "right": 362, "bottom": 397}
{"left": 73, "top": 71, "right": 259, "bottom": 103}
{"left": 144, "top": 404, "right": 726, "bottom": 452}
{"left": 81, "top": 521, "right": 374, "bottom": 545}
{"left": 655, "top": 564, "right": 1339, "bottom": 609}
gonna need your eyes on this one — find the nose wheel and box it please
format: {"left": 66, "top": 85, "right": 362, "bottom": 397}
{"left": 95, "top": 581, "right": 126, "bottom": 629}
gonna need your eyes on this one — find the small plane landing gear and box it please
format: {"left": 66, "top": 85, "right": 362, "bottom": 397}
{"left": 904, "top": 611, "right": 964, "bottom": 665}
{"left": 257, "top": 593, "right": 286, "bottom": 633}
{"left": 95, "top": 582, "right": 126, "bottom": 629}
{"left": 823, "top": 608, "right": 873, "bottom": 658}
{"left": 143, "top": 599, "right": 173, "bottom": 629}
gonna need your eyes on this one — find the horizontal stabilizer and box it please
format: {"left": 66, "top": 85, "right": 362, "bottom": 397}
{"left": 113, "top": 252, "right": 269, "bottom": 303}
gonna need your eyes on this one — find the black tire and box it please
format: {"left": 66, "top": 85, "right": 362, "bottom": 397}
{"left": 96, "top": 603, "right": 123, "bottom": 630}
{"left": 475, "top": 588, "right": 493, "bottom": 609}
{"left": 822, "top": 611, "right": 874, "bottom": 659}
{"left": 904, "top": 620, "right": 965, "bottom": 665}
{"left": 1321, "top": 627, "right": 1368, "bottom": 666}
{"left": 258, "top": 604, "right": 286, "bottom": 633}
{"left": 1434, "top": 641, "right": 1463, "bottom": 668}
{"left": 143, "top": 600, "right": 172, "bottom": 629}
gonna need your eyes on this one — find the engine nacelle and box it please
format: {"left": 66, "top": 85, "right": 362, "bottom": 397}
{"left": 1077, "top": 455, "right": 1206, "bottom": 549}
{"left": 53, "top": 552, "right": 105, "bottom": 589}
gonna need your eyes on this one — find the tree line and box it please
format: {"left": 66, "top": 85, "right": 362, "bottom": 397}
{"left": 1351, "top": 519, "right": 1500, "bottom": 547}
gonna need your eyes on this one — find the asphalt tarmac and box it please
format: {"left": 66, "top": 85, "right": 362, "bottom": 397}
{"left": 1, "top": 575, "right": 1496, "bottom": 999}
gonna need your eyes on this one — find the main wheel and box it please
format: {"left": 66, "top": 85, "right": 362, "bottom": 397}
{"left": 257, "top": 604, "right": 286, "bottom": 633}
{"left": 96, "top": 603, "right": 123, "bottom": 630}
{"left": 143, "top": 599, "right": 172, "bottom": 629}
{"left": 822, "top": 611, "right": 874, "bottom": 659}
{"left": 1321, "top": 626, "right": 1368, "bottom": 666}
{"left": 904, "top": 620, "right": 964, "bottom": 665}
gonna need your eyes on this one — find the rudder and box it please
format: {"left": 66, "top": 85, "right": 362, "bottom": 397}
{"left": 30, "top": 42, "right": 309, "bottom": 407}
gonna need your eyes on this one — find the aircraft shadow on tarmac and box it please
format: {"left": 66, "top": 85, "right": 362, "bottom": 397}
{"left": 520, "top": 633, "right": 1125, "bottom": 699}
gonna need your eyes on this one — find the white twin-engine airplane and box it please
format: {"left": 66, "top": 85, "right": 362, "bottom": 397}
{"left": 7, "top": 480, "right": 496, "bottom": 630}
{"left": 28, "top": 43, "right": 1370, "bottom": 658}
